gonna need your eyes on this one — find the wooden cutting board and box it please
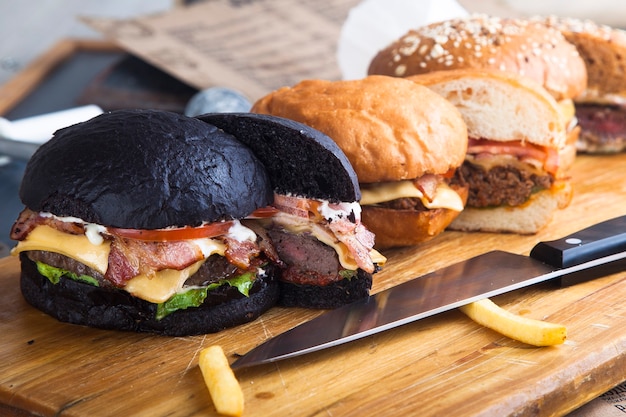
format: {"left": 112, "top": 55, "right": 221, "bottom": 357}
{"left": 1, "top": 153, "right": 626, "bottom": 417}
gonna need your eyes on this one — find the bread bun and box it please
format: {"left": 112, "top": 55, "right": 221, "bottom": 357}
{"left": 536, "top": 16, "right": 626, "bottom": 101}
{"left": 450, "top": 181, "right": 572, "bottom": 234}
{"left": 362, "top": 183, "right": 468, "bottom": 248}
{"left": 21, "top": 109, "right": 272, "bottom": 229}
{"left": 368, "top": 14, "right": 587, "bottom": 102}
{"left": 196, "top": 112, "right": 361, "bottom": 202}
{"left": 251, "top": 76, "right": 467, "bottom": 183}
{"left": 407, "top": 69, "right": 567, "bottom": 149}
{"left": 535, "top": 16, "right": 626, "bottom": 153}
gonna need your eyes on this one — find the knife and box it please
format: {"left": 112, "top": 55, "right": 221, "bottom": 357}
{"left": 231, "top": 215, "right": 626, "bottom": 369}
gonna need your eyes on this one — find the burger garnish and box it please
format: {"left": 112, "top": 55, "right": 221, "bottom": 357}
{"left": 11, "top": 208, "right": 271, "bottom": 319}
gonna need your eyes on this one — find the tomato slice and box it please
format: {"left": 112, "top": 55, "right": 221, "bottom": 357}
{"left": 109, "top": 221, "right": 234, "bottom": 241}
{"left": 467, "top": 138, "right": 559, "bottom": 175}
{"left": 245, "top": 206, "right": 280, "bottom": 218}
{"left": 108, "top": 206, "right": 281, "bottom": 242}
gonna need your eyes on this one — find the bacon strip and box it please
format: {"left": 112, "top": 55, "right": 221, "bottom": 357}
{"left": 467, "top": 138, "right": 560, "bottom": 175}
{"left": 105, "top": 238, "right": 205, "bottom": 287}
{"left": 414, "top": 174, "right": 439, "bottom": 202}
{"left": 327, "top": 217, "right": 376, "bottom": 274}
{"left": 221, "top": 236, "right": 260, "bottom": 270}
{"left": 10, "top": 208, "right": 84, "bottom": 241}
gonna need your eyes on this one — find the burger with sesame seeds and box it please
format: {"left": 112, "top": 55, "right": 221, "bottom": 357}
{"left": 408, "top": 69, "right": 573, "bottom": 234}
{"left": 367, "top": 14, "right": 588, "bottom": 169}
{"left": 535, "top": 15, "right": 626, "bottom": 153}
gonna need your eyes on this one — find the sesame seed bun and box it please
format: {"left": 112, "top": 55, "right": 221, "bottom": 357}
{"left": 368, "top": 14, "right": 588, "bottom": 102}
{"left": 536, "top": 16, "right": 626, "bottom": 102}
{"left": 535, "top": 16, "right": 626, "bottom": 153}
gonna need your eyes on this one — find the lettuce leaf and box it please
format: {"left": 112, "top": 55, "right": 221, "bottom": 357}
{"left": 36, "top": 261, "right": 100, "bottom": 286}
{"left": 35, "top": 261, "right": 257, "bottom": 321}
{"left": 155, "top": 272, "right": 256, "bottom": 320}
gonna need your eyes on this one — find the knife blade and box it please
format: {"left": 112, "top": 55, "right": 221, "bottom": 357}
{"left": 231, "top": 215, "right": 626, "bottom": 369}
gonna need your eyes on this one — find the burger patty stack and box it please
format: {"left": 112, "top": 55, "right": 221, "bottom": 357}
{"left": 251, "top": 75, "right": 469, "bottom": 249}
{"left": 367, "top": 14, "right": 589, "bottom": 234}
{"left": 407, "top": 69, "right": 573, "bottom": 233}
{"left": 9, "top": 110, "right": 385, "bottom": 336}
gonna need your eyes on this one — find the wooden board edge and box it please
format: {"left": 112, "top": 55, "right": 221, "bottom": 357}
{"left": 0, "top": 38, "right": 121, "bottom": 116}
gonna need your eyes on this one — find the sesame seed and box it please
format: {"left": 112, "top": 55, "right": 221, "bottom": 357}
{"left": 395, "top": 64, "right": 407, "bottom": 76}
{"left": 430, "top": 43, "right": 445, "bottom": 58}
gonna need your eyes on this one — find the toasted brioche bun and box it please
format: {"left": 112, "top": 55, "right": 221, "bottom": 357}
{"left": 408, "top": 69, "right": 572, "bottom": 234}
{"left": 252, "top": 76, "right": 467, "bottom": 183}
{"left": 450, "top": 181, "right": 573, "bottom": 234}
{"left": 368, "top": 14, "right": 587, "bottom": 102}
{"left": 362, "top": 183, "right": 468, "bottom": 248}
{"left": 252, "top": 75, "right": 468, "bottom": 248}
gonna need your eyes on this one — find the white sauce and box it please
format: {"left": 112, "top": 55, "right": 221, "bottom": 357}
{"left": 84, "top": 224, "right": 107, "bottom": 245}
{"left": 40, "top": 211, "right": 106, "bottom": 246}
{"left": 227, "top": 219, "right": 257, "bottom": 242}
{"left": 318, "top": 200, "right": 361, "bottom": 222}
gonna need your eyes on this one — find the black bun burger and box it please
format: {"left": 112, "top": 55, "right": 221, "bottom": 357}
{"left": 197, "top": 113, "right": 386, "bottom": 309}
{"left": 10, "top": 110, "right": 384, "bottom": 335}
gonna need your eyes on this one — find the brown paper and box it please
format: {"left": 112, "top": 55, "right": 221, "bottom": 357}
{"left": 83, "top": 0, "right": 360, "bottom": 102}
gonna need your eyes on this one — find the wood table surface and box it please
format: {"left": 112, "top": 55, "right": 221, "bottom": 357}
{"left": 1, "top": 152, "right": 626, "bottom": 417}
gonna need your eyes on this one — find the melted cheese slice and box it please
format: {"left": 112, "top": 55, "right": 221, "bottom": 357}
{"left": 12, "top": 225, "right": 227, "bottom": 303}
{"left": 124, "top": 261, "right": 205, "bottom": 303}
{"left": 12, "top": 225, "right": 111, "bottom": 273}
{"left": 360, "top": 180, "right": 464, "bottom": 212}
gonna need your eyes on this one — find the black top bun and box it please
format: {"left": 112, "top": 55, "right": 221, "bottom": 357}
{"left": 196, "top": 113, "right": 361, "bottom": 203}
{"left": 20, "top": 109, "right": 273, "bottom": 229}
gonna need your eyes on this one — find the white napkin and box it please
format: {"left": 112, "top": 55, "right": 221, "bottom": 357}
{"left": 337, "top": 0, "right": 469, "bottom": 80}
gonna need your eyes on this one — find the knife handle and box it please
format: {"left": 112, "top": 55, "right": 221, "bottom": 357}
{"left": 530, "top": 215, "right": 626, "bottom": 268}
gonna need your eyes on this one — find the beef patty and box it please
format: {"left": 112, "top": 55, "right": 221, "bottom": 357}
{"left": 452, "top": 163, "right": 554, "bottom": 208}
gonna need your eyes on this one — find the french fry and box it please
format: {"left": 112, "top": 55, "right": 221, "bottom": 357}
{"left": 199, "top": 345, "right": 244, "bottom": 417}
{"left": 459, "top": 298, "right": 567, "bottom": 346}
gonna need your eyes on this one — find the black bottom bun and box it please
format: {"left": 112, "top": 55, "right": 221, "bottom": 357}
{"left": 277, "top": 269, "right": 372, "bottom": 309}
{"left": 19, "top": 253, "right": 279, "bottom": 336}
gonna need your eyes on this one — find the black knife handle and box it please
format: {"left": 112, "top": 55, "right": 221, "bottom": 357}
{"left": 530, "top": 215, "right": 626, "bottom": 268}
